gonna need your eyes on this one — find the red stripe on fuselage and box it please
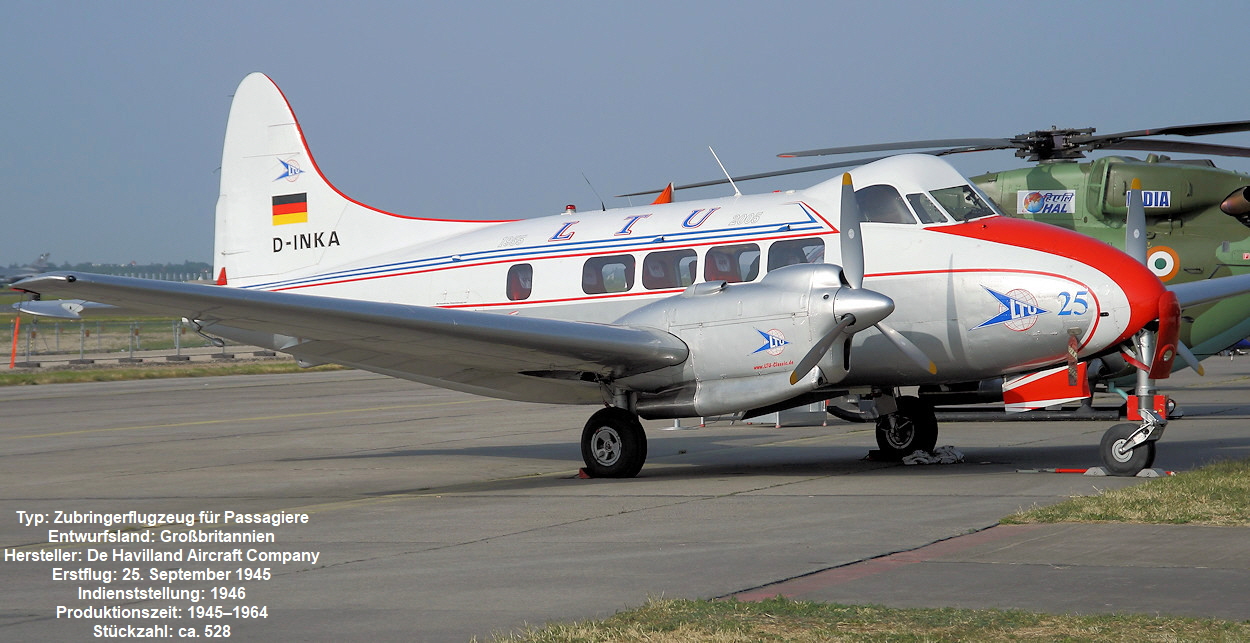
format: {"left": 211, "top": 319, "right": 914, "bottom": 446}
{"left": 931, "top": 217, "right": 1164, "bottom": 345}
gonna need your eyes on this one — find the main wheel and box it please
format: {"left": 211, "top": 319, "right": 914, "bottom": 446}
{"left": 874, "top": 396, "right": 938, "bottom": 460}
{"left": 1099, "top": 422, "right": 1155, "bottom": 476}
{"left": 581, "top": 407, "right": 647, "bottom": 478}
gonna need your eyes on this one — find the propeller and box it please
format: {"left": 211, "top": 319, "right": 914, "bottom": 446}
{"left": 1125, "top": 179, "right": 1203, "bottom": 377}
{"left": 790, "top": 174, "right": 936, "bottom": 385}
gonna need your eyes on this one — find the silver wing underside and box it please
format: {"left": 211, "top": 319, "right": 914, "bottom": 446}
{"left": 13, "top": 273, "right": 689, "bottom": 404}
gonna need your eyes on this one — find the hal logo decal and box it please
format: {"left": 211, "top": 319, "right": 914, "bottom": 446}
{"left": 1018, "top": 190, "right": 1077, "bottom": 215}
{"left": 752, "top": 329, "right": 789, "bottom": 356}
{"left": 973, "top": 287, "right": 1047, "bottom": 331}
{"left": 274, "top": 158, "right": 304, "bottom": 182}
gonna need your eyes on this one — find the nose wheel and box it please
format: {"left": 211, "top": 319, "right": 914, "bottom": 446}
{"left": 1099, "top": 422, "right": 1158, "bottom": 476}
{"left": 581, "top": 407, "right": 647, "bottom": 478}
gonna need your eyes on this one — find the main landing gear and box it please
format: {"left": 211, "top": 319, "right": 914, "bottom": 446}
{"left": 581, "top": 407, "right": 647, "bottom": 478}
{"left": 874, "top": 395, "right": 939, "bottom": 460}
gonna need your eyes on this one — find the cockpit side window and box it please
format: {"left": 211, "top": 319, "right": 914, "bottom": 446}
{"left": 930, "top": 185, "right": 996, "bottom": 221}
{"left": 906, "top": 193, "right": 948, "bottom": 224}
{"left": 854, "top": 184, "right": 916, "bottom": 224}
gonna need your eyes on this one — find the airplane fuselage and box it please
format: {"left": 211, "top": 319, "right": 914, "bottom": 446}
{"left": 228, "top": 156, "right": 1162, "bottom": 390}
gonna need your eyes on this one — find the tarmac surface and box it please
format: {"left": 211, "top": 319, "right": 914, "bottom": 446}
{"left": 2, "top": 357, "right": 1249, "bottom": 641}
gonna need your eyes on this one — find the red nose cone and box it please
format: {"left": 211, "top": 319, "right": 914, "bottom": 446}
{"left": 935, "top": 217, "right": 1166, "bottom": 346}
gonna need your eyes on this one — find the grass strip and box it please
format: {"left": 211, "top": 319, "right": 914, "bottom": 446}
{"left": 1004, "top": 457, "right": 1250, "bottom": 526}
{"left": 494, "top": 597, "right": 1250, "bottom": 642}
{"left": 0, "top": 361, "right": 345, "bottom": 386}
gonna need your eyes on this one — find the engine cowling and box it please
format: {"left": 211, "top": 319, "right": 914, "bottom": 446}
{"left": 614, "top": 263, "right": 869, "bottom": 419}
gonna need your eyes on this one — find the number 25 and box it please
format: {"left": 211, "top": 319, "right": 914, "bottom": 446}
{"left": 1057, "top": 290, "right": 1089, "bottom": 316}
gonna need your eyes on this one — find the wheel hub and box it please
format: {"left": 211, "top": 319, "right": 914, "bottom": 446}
{"left": 590, "top": 427, "right": 622, "bottom": 466}
{"left": 882, "top": 419, "right": 915, "bottom": 449}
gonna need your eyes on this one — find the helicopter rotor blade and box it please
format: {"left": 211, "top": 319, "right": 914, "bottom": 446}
{"left": 778, "top": 138, "right": 1012, "bottom": 158}
{"left": 1096, "top": 139, "right": 1250, "bottom": 158}
{"left": 613, "top": 157, "right": 882, "bottom": 198}
{"left": 1086, "top": 120, "right": 1250, "bottom": 141}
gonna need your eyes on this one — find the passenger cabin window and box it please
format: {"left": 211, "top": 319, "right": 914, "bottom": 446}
{"left": 582, "top": 255, "right": 635, "bottom": 294}
{"left": 906, "top": 193, "right": 948, "bottom": 224}
{"left": 855, "top": 184, "right": 916, "bottom": 224}
{"left": 642, "top": 249, "right": 697, "bottom": 290}
{"left": 506, "top": 264, "right": 533, "bottom": 301}
{"left": 705, "top": 243, "right": 760, "bottom": 283}
{"left": 767, "top": 238, "right": 825, "bottom": 271}
{"left": 930, "top": 185, "right": 996, "bottom": 221}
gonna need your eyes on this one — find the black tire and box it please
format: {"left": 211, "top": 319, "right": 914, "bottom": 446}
{"left": 874, "top": 396, "right": 938, "bottom": 460}
{"left": 581, "top": 407, "right": 647, "bottom": 478}
{"left": 1099, "top": 422, "right": 1155, "bottom": 476}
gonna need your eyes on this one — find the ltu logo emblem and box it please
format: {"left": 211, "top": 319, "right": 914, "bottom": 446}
{"left": 752, "top": 329, "right": 789, "bottom": 356}
{"left": 275, "top": 158, "right": 304, "bottom": 182}
{"left": 973, "top": 287, "right": 1047, "bottom": 331}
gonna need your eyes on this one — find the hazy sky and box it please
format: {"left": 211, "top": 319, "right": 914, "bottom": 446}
{"left": 4, "top": 1, "right": 1250, "bottom": 265}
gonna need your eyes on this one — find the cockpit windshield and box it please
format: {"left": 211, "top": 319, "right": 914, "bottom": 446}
{"left": 929, "top": 185, "right": 997, "bottom": 221}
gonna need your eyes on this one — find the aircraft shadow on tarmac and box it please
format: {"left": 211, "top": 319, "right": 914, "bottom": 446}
{"left": 271, "top": 415, "right": 1250, "bottom": 480}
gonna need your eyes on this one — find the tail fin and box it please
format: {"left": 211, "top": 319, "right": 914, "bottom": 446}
{"left": 214, "top": 73, "right": 501, "bottom": 288}
{"left": 651, "top": 182, "right": 674, "bottom": 205}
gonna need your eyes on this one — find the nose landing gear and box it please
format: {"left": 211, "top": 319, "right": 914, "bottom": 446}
{"left": 1099, "top": 409, "right": 1164, "bottom": 476}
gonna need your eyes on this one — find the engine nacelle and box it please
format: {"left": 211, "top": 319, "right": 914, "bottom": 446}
{"left": 615, "top": 263, "right": 860, "bottom": 419}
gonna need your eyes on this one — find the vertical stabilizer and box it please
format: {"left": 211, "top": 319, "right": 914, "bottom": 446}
{"left": 213, "top": 73, "right": 500, "bottom": 288}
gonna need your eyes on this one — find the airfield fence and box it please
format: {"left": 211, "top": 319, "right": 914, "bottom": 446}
{"left": 5, "top": 317, "right": 264, "bottom": 366}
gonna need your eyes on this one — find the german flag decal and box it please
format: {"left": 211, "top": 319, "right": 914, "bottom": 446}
{"left": 272, "top": 193, "right": 308, "bottom": 225}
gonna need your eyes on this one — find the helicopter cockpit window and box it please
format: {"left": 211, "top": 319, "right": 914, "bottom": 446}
{"left": 929, "top": 185, "right": 996, "bottom": 221}
{"left": 854, "top": 184, "right": 916, "bottom": 224}
{"left": 905, "top": 193, "right": 949, "bottom": 224}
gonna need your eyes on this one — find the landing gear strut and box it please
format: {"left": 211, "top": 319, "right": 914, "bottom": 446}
{"left": 1100, "top": 326, "right": 1170, "bottom": 476}
{"left": 580, "top": 407, "right": 647, "bottom": 478}
{"left": 874, "top": 395, "right": 938, "bottom": 460}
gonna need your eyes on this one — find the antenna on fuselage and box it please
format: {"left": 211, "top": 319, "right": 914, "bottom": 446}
{"left": 709, "top": 147, "right": 741, "bottom": 197}
{"left": 581, "top": 172, "right": 607, "bottom": 211}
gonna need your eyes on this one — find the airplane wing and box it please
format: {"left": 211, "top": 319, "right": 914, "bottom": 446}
{"left": 1169, "top": 273, "right": 1250, "bottom": 309}
{"left": 12, "top": 273, "right": 689, "bottom": 404}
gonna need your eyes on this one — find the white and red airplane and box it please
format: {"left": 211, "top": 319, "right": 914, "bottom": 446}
{"left": 15, "top": 73, "right": 1246, "bottom": 477}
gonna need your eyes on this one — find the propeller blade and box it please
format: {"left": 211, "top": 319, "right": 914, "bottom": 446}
{"left": 790, "top": 315, "right": 855, "bottom": 385}
{"left": 779, "top": 138, "right": 1012, "bottom": 158}
{"left": 839, "top": 173, "right": 864, "bottom": 290}
{"left": 1126, "top": 178, "right": 1147, "bottom": 264}
{"left": 875, "top": 321, "right": 937, "bottom": 374}
{"left": 1176, "top": 341, "right": 1204, "bottom": 376}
